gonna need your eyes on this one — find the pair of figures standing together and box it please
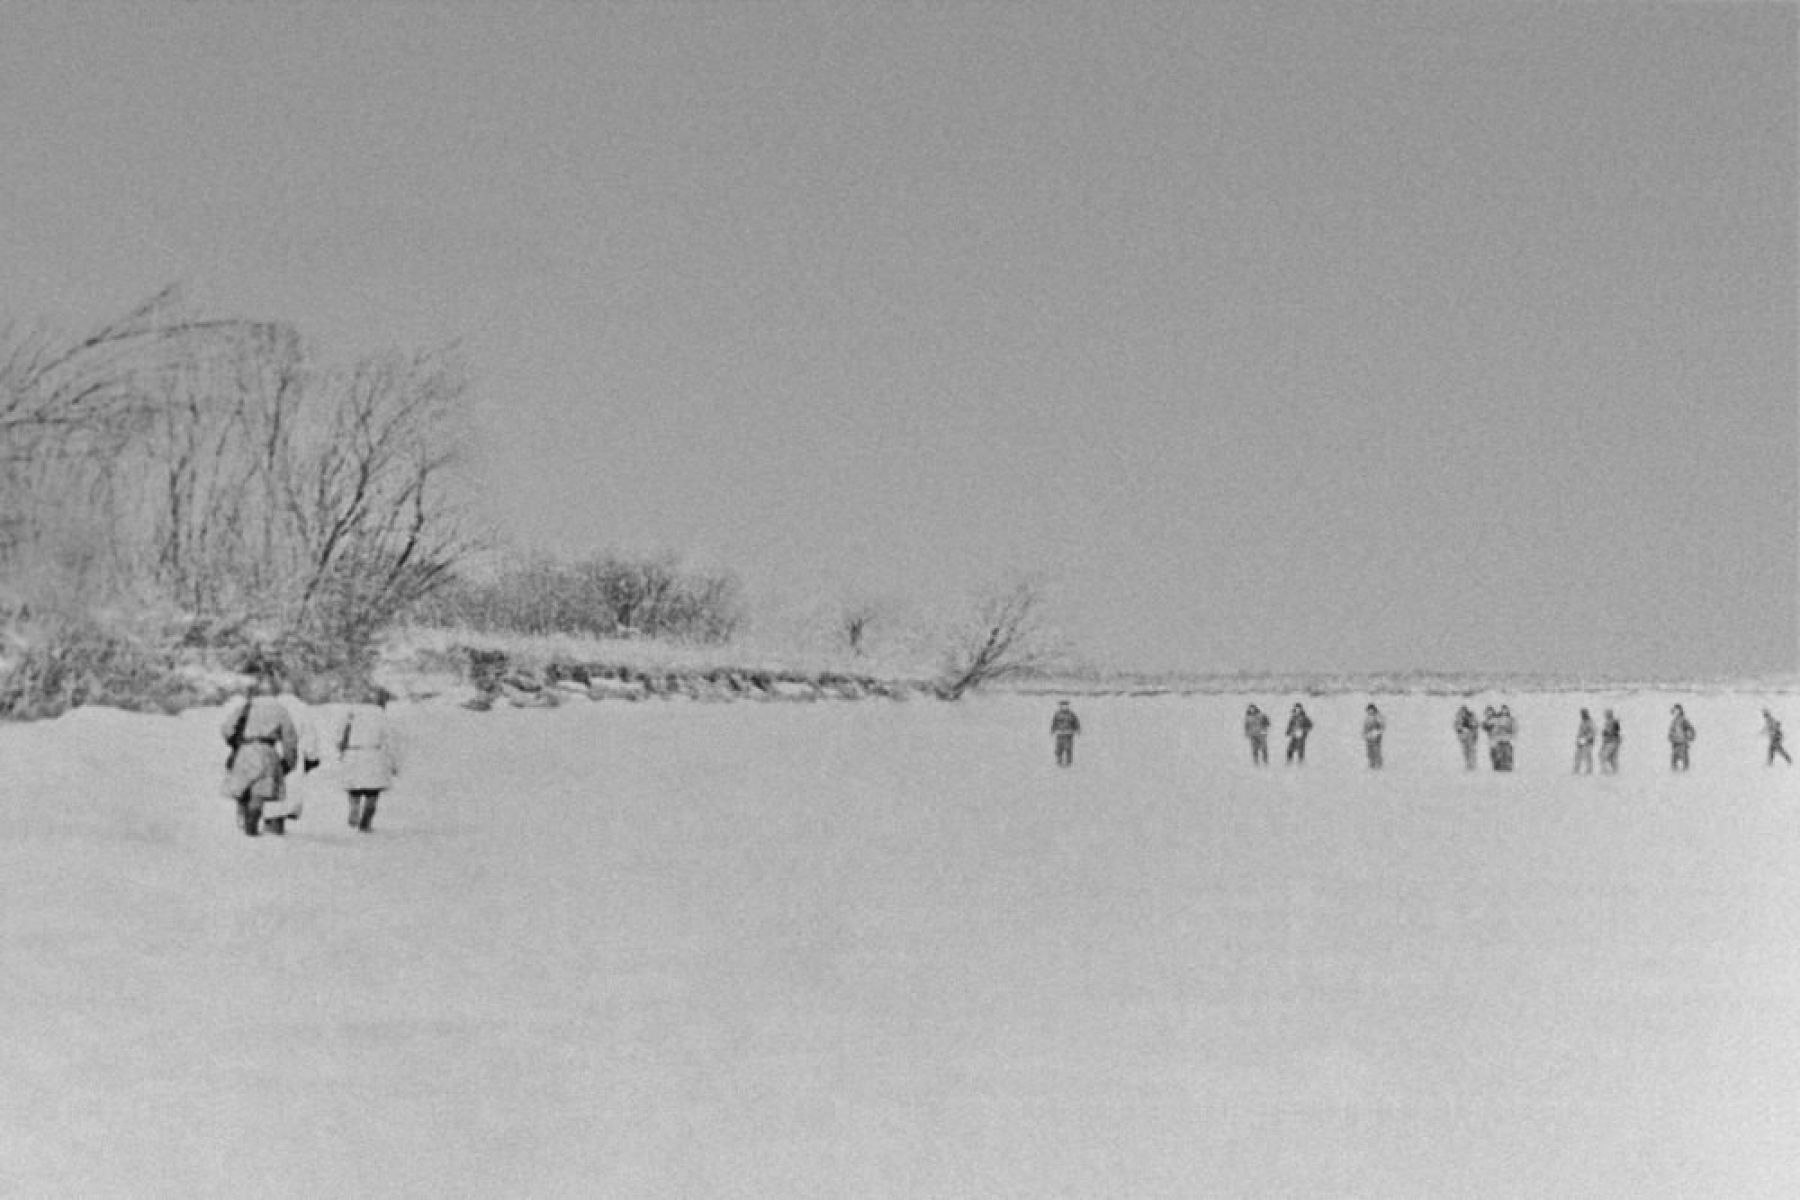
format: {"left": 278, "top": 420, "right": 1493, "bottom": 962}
{"left": 1452, "top": 705, "right": 1519, "bottom": 772}
{"left": 1242, "top": 703, "right": 1326, "bottom": 766}
{"left": 219, "top": 676, "right": 399, "bottom": 837}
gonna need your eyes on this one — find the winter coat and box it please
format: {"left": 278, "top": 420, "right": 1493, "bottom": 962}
{"left": 1668, "top": 716, "right": 1696, "bottom": 747}
{"left": 219, "top": 696, "right": 299, "bottom": 802}
{"left": 331, "top": 704, "right": 399, "bottom": 792}
{"left": 1576, "top": 715, "right": 1596, "bottom": 747}
{"left": 1244, "top": 710, "right": 1271, "bottom": 740}
{"left": 1362, "top": 711, "right": 1385, "bottom": 742}
{"left": 1285, "top": 711, "right": 1312, "bottom": 740}
{"left": 1601, "top": 717, "right": 1622, "bottom": 745}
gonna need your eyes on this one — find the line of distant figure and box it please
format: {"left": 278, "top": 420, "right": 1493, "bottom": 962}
{"left": 1047, "top": 700, "right": 1793, "bottom": 772}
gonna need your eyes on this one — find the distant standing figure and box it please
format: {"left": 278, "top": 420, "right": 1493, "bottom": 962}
{"left": 1050, "top": 700, "right": 1081, "bottom": 768}
{"left": 1362, "top": 703, "right": 1385, "bottom": 769}
{"left": 1243, "top": 704, "right": 1271, "bottom": 766}
{"left": 1285, "top": 703, "right": 1313, "bottom": 765}
{"left": 1573, "top": 709, "right": 1596, "bottom": 775}
{"left": 1496, "top": 705, "right": 1517, "bottom": 771}
{"left": 1484, "top": 705, "right": 1516, "bottom": 772}
{"left": 1668, "top": 705, "right": 1696, "bottom": 772}
{"left": 1453, "top": 706, "right": 1480, "bottom": 770}
{"left": 333, "top": 685, "right": 400, "bottom": 831}
{"left": 219, "top": 674, "right": 300, "bottom": 838}
{"left": 1599, "top": 709, "right": 1623, "bottom": 773}
{"left": 1765, "top": 710, "right": 1792, "bottom": 766}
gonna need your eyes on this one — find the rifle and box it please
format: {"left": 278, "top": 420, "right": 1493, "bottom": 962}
{"left": 224, "top": 694, "right": 254, "bottom": 769}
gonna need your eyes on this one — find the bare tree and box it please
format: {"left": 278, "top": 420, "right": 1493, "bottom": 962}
{"left": 938, "top": 576, "right": 1059, "bottom": 699}
{"left": 2, "top": 291, "right": 475, "bottom": 675}
{"left": 269, "top": 347, "right": 473, "bottom": 663}
{"left": 0, "top": 289, "right": 281, "bottom": 625}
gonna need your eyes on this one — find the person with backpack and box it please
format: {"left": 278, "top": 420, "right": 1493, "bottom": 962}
{"left": 1285, "top": 703, "right": 1313, "bottom": 765}
{"left": 1668, "top": 704, "right": 1696, "bottom": 772}
{"left": 331, "top": 684, "right": 400, "bottom": 831}
{"left": 219, "top": 673, "right": 300, "bottom": 838}
{"left": 1243, "top": 704, "right": 1271, "bottom": 766}
{"left": 1050, "top": 700, "right": 1082, "bottom": 768}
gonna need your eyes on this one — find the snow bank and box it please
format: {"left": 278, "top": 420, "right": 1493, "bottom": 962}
{"left": 1, "top": 689, "right": 1796, "bottom": 1197}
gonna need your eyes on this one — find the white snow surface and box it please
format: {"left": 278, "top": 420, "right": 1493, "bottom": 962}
{"left": 3, "top": 689, "right": 1798, "bottom": 1198}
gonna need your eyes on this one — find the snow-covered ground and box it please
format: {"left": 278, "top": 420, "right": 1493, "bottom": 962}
{"left": 2, "top": 688, "right": 1797, "bottom": 1198}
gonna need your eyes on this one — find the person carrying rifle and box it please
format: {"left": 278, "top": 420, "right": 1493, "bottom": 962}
{"left": 219, "top": 673, "right": 299, "bottom": 838}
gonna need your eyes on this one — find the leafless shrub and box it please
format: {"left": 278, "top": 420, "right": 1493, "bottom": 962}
{"left": 937, "top": 576, "right": 1060, "bottom": 700}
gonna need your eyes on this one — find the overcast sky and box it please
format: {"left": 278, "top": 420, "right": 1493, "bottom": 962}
{"left": 2, "top": 2, "right": 1793, "bottom": 677}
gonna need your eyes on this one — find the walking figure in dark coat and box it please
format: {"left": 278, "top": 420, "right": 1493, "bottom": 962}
{"left": 1765, "top": 710, "right": 1792, "bottom": 766}
{"left": 1285, "top": 703, "right": 1313, "bottom": 765}
{"left": 1362, "top": 703, "right": 1385, "bottom": 769}
{"left": 1244, "top": 704, "right": 1271, "bottom": 766}
{"left": 1668, "top": 705, "right": 1696, "bottom": 772}
{"left": 1573, "top": 709, "right": 1596, "bottom": 774}
{"left": 1051, "top": 701, "right": 1081, "bottom": 767}
{"left": 1483, "top": 706, "right": 1516, "bottom": 772}
{"left": 1599, "top": 710, "right": 1622, "bottom": 774}
{"left": 1453, "top": 706, "right": 1480, "bottom": 771}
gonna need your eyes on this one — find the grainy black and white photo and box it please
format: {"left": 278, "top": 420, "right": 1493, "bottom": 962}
{"left": 1, "top": 3, "right": 1795, "bottom": 1196}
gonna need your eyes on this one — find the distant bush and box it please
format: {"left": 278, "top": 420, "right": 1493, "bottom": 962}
{"left": 0, "top": 620, "right": 209, "bottom": 719}
{"left": 413, "top": 552, "right": 743, "bottom": 644}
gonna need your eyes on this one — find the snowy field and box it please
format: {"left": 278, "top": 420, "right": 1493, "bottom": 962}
{"left": 3, "top": 689, "right": 1798, "bottom": 1198}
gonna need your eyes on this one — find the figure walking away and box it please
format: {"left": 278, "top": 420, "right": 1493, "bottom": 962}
{"left": 1362, "top": 703, "right": 1385, "bottom": 769}
{"left": 334, "top": 684, "right": 400, "bottom": 831}
{"left": 1285, "top": 703, "right": 1313, "bottom": 765}
{"left": 1668, "top": 704, "right": 1696, "bottom": 772}
{"left": 1051, "top": 700, "right": 1081, "bottom": 768}
{"left": 1573, "top": 709, "right": 1596, "bottom": 775}
{"left": 1599, "top": 709, "right": 1622, "bottom": 773}
{"left": 219, "top": 673, "right": 299, "bottom": 838}
{"left": 1244, "top": 704, "right": 1271, "bottom": 766}
{"left": 1453, "top": 705, "right": 1480, "bottom": 770}
{"left": 1765, "top": 710, "right": 1792, "bottom": 766}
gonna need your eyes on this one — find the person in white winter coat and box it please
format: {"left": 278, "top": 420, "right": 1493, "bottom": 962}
{"left": 331, "top": 685, "right": 400, "bottom": 832}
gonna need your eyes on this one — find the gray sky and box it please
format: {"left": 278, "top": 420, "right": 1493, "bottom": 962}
{"left": 2, "top": 2, "right": 1793, "bottom": 676}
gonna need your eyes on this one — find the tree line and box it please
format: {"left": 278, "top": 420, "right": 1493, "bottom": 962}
{"left": 0, "top": 291, "right": 1058, "bottom": 716}
{"left": 0, "top": 289, "right": 471, "bottom": 710}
